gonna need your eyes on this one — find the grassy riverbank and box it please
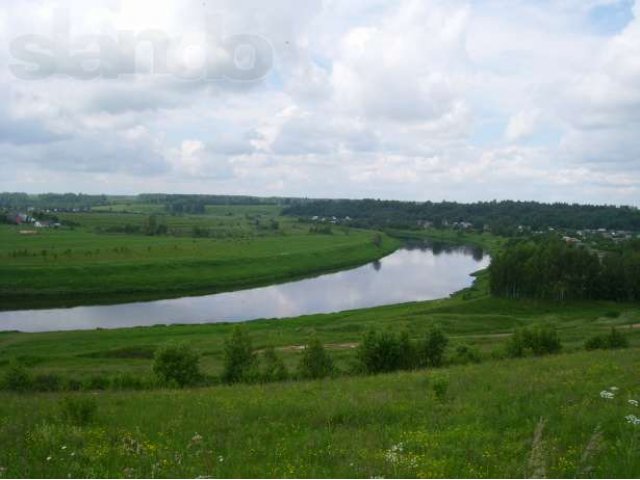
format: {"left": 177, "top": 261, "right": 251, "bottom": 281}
{"left": 1, "top": 348, "right": 639, "bottom": 478}
{"left": 0, "top": 208, "right": 399, "bottom": 310}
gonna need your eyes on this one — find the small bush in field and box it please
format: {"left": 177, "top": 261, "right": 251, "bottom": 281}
{"left": 2, "top": 361, "right": 32, "bottom": 392}
{"left": 32, "top": 373, "right": 62, "bottom": 392}
{"left": 298, "top": 337, "right": 334, "bottom": 379}
{"left": 506, "top": 325, "right": 562, "bottom": 357}
{"left": 153, "top": 344, "right": 202, "bottom": 388}
{"left": 452, "top": 344, "right": 482, "bottom": 365}
{"left": 222, "top": 327, "right": 258, "bottom": 384}
{"left": 432, "top": 376, "right": 449, "bottom": 401}
{"left": 260, "top": 347, "right": 289, "bottom": 382}
{"left": 60, "top": 396, "right": 98, "bottom": 426}
{"left": 585, "top": 327, "right": 629, "bottom": 351}
{"left": 419, "top": 326, "right": 449, "bottom": 367}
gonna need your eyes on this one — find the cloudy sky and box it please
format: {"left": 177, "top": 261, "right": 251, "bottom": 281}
{"left": 1, "top": 0, "right": 639, "bottom": 204}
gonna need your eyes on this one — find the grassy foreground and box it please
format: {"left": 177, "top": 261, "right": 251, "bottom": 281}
{"left": 1, "top": 348, "right": 639, "bottom": 478}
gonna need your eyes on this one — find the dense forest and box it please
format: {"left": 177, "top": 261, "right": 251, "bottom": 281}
{"left": 283, "top": 199, "right": 640, "bottom": 231}
{"left": 489, "top": 237, "right": 640, "bottom": 301}
{"left": 0, "top": 193, "right": 109, "bottom": 210}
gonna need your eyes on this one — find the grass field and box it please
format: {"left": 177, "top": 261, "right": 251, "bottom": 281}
{"left": 1, "top": 348, "right": 639, "bottom": 478}
{"left": 0, "top": 206, "right": 399, "bottom": 309}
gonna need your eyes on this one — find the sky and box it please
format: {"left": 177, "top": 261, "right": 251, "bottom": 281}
{"left": 1, "top": 0, "right": 639, "bottom": 205}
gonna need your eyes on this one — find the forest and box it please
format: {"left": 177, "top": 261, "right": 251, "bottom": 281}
{"left": 489, "top": 237, "right": 640, "bottom": 301}
{"left": 283, "top": 198, "right": 640, "bottom": 231}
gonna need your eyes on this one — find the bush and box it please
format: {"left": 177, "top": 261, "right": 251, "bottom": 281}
{"left": 2, "top": 361, "right": 32, "bottom": 392}
{"left": 357, "top": 330, "right": 416, "bottom": 374}
{"left": 451, "top": 344, "right": 482, "bottom": 365}
{"left": 60, "top": 396, "right": 97, "bottom": 426}
{"left": 585, "top": 327, "right": 629, "bottom": 351}
{"left": 153, "top": 344, "right": 202, "bottom": 388}
{"left": 419, "top": 326, "right": 449, "bottom": 368}
{"left": 84, "top": 375, "right": 110, "bottom": 391}
{"left": 222, "top": 327, "right": 258, "bottom": 384}
{"left": 32, "top": 373, "right": 62, "bottom": 392}
{"left": 260, "top": 347, "right": 288, "bottom": 382}
{"left": 506, "top": 325, "right": 562, "bottom": 357}
{"left": 298, "top": 337, "right": 334, "bottom": 380}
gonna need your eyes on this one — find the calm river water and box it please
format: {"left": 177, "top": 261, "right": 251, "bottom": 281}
{"left": 0, "top": 242, "right": 489, "bottom": 332}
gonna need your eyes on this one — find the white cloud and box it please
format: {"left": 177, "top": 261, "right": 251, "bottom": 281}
{"left": 0, "top": 0, "right": 639, "bottom": 205}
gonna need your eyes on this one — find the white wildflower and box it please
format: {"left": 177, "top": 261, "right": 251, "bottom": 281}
{"left": 629, "top": 399, "right": 639, "bottom": 407}
{"left": 625, "top": 414, "right": 640, "bottom": 425}
{"left": 61, "top": 446, "right": 67, "bottom": 450}
{"left": 46, "top": 456, "right": 52, "bottom": 462}
{"left": 600, "top": 390, "right": 615, "bottom": 399}
{"left": 610, "top": 387, "right": 619, "bottom": 392}
{"left": 217, "top": 455, "right": 224, "bottom": 463}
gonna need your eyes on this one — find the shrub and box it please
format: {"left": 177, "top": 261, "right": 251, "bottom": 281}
{"left": 298, "top": 337, "right": 334, "bottom": 380}
{"left": 357, "top": 329, "right": 416, "bottom": 374}
{"left": 432, "top": 376, "right": 449, "bottom": 401}
{"left": 419, "top": 326, "right": 449, "bottom": 368}
{"left": 506, "top": 325, "right": 562, "bottom": 357}
{"left": 153, "top": 344, "right": 202, "bottom": 388}
{"left": 32, "top": 373, "right": 62, "bottom": 392}
{"left": 585, "top": 327, "right": 629, "bottom": 351}
{"left": 84, "top": 375, "right": 110, "bottom": 391}
{"left": 260, "top": 347, "right": 288, "bottom": 382}
{"left": 2, "top": 361, "right": 32, "bottom": 392}
{"left": 222, "top": 327, "right": 258, "bottom": 384}
{"left": 60, "top": 396, "right": 97, "bottom": 426}
{"left": 451, "top": 344, "right": 482, "bottom": 365}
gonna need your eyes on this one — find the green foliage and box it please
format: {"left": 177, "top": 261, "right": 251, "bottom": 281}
{"left": 298, "top": 337, "right": 334, "bottom": 379}
{"left": 1, "top": 361, "right": 32, "bottom": 392}
{"left": 419, "top": 326, "right": 449, "bottom": 367}
{"left": 32, "top": 373, "right": 62, "bottom": 392}
{"left": 357, "top": 329, "right": 416, "bottom": 374}
{"left": 59, "top": 396, "right": 98, "bottom": 426}
{"left": 585, "top": 327, "right": 629, "bottom": 351}
{"left": 506, "top": 325, "right": 562, "bottom": 358}
{"left": 451, "top": 344, "right": 482, "bottom": 365}
{"left": 152, "top": 344, "right": 202, "bottom": 388}
{"left": 222, "top": 327, "right": 258, "bottom": 384}
{"left": 260, "top": 347, "right": 289, "bottom": 382}
{"left": 489, "top": 237, "right": 640, "bottom": 301}
{"left": 431, "top": 376, "right": 449, "bottom": 401}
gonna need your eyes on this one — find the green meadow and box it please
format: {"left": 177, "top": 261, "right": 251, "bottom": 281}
{"left": 0, "top": 206, "right": 399, "bottom": 309}
{"left": 1, "top": 349, "right": 639, "bottom": 478}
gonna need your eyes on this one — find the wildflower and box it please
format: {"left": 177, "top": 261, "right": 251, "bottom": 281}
{"left": 629, "top": 399, "right": 639, "bottom": 407}
{"left": 61, "top": 446, "right": 67, "bottom": 450}
{"left": 0, "top": 466, "right": 7, "bottom": 476}
{"left": 217, "top": 455, "right": 224, "bottom": 463}
{"left": 46, "top": 456, "right": 52, "bottom": 462}
{"left": 191, "top": 433, "right": 203, "bottom": 445}
{"left": 625, "top": 414, "right": 640, "bottom": 425}
{"left": 610, "top": 387, "right": 619, "bottom": 392}
{"left": 600, "top": 390, "right": 615, "bottom": 399}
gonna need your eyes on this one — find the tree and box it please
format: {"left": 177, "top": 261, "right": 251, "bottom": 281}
{"left": 222, "top": 327, "right": 258, "bottom": 384}
{"left": 152, "top": 344, "right": 202, "bottom": 387}
{"left": 419, "top": 326, "right": 448, "bottom": 368}
{"left": 298, "top": 337, "right": 334, "bottom": 379}
{"left": 261, "top": 347, "right": 289, "bottom": 382}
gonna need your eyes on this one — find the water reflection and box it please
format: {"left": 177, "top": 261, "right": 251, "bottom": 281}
{"left": 0, "top": 242, "right": 489, "bottom": 333}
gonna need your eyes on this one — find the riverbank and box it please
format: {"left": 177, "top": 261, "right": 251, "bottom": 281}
{"left": 0, "top": 224, "right": 400, "bottom": 311}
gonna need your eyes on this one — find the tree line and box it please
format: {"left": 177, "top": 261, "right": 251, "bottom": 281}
{"left": 283, "top": 199, "right": 640, "bottom": 232}
{"left": 489, "top": 237, "right": 640, "bottom": 301}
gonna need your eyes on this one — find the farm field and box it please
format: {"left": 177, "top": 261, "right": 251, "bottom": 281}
{"left": 0, "top": 206, "right": 399, "bottom": 309}
{"left": 1, "top": 348, "right": 639, "bottom": 478}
